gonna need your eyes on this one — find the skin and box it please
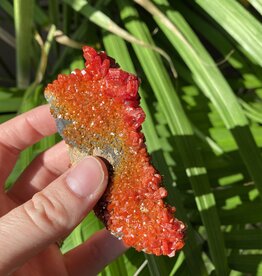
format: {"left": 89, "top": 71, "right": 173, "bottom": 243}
{"left": 0, "top": 105, "right": 127, "bottom": 276}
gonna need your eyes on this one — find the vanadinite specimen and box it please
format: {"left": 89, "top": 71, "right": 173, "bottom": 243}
{"left": 45, "top": 46, "right": 185, "bottom": 256}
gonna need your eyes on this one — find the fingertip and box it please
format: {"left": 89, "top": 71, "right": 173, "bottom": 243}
{"left": 66, "top": 156, "right": 108, "bottom": 199}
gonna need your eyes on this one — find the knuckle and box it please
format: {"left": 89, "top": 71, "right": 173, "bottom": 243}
{"left": 23, "top": 192, "right": 70, "bottom": 234}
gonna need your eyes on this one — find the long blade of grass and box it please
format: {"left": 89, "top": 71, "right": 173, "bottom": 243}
{"left": 0, "top": 98, "right": 21, "bottom": 112}
{"left": 228, "top": 254, "right": 262, "bottom": 274}
{"left": 18, "top": 26, "right": 56, "bottom": 171}
{"left": 249, "top": 0, "right": 262, "bottom": 15}
{"left": 12, "top": 84, "right": 42, "bottom": 178}
{"left": 0, "top": 27, "right": 15, "bottom": 48}
{"left": 190, "top": 202, "right": 262, "bottom": 224}
{"left": 239, "top": 99, "right": 262, "bottom": 124}
{"left": 224, "top": 229, "right": 262, "bottom": 249}
{"left": 14, "top": 0, "right": 34, "bottom": 88}
{"left": 116, "top": 1, "right": 229, "bottom": 274}
{"left": 34, "top": 4, "right": 49, "bottom": 26}
{"left": 34, "top": 25, "right": 56, "bottom": 84}
{"left": 195, "top": 0, "right": 262, "bottom": 66}
{"left": 0, "top": 0, "right": 13, "bottom": 17}
{"left": 0, "top": 114, "right": 15, "bottom": 124}
{"left": 48, "top": 0, "right": 59, "bottom": 28}
{"left": 47, "top": 0, "right": 59, "bottom": 56}
{"left": 62, "top": 2, "right": 71, "bottom": 34}
{"left": 0, "top": 89, "right": 22, "bottom": 112}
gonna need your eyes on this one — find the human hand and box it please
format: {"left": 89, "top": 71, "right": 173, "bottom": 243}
{"left": 0, "top": 105, "right": 127, "bottom": 276}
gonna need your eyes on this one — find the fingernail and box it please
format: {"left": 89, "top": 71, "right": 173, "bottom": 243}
{"left": 66, "top": 157, "right": 106, "bottom": 198}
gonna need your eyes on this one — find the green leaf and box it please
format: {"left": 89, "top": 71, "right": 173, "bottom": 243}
{"left": 228, "top": 254, "right": 262, "bottom": 274}
{"left": 195, "top": 0, "right": 262, "bottom": 66}
{"left": 249, "top": 0, "right": 262, "bottom": 15}
{"left": 225, "top": 229, "right": 262, "bottom": 249}
{"left": 14, "top": 0, "right": 34, "bottom": 88}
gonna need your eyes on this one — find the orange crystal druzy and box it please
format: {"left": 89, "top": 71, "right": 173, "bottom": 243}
{"left": 45, "top": 46, "right": 185, "bottom": 257}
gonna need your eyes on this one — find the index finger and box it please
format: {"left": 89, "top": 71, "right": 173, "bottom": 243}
{"left": 0, "top": 105, "right": 57, "bottom": 186}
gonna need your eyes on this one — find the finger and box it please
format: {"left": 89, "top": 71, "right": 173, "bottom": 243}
{"left": 8, "top": 141, "right": 70, "bottom": 203}
{"left": 65, "top": 228, "right": 128, "bottom": 276}
{"left": 0, "top": 157, "right": 108, "bottom": 275}
{"left": 0, "top": 105, "right": 56, "bottom": 184}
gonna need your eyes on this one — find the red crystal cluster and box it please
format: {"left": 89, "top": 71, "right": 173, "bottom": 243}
{"left": 45, "top": 46, "right": 185, "bottom": 257}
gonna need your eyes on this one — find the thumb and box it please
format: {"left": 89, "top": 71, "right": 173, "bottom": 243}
{"left": 0, "top": 157, "right": 108, "bottom": 275}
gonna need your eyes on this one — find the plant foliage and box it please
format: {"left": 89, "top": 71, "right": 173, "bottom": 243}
{"left": 0, "top": 0, "right": 262, "bottom": 275}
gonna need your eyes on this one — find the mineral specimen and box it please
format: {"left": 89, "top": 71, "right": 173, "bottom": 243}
{"left": 44, "top": 46, "right": 185, "bottom": 257}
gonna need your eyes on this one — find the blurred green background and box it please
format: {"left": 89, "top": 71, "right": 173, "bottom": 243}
{"left": 1, "top": 0, "right": 262, "bottom": 275}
